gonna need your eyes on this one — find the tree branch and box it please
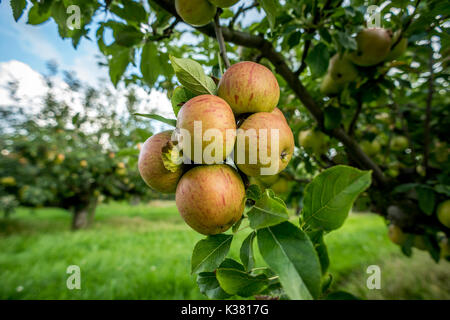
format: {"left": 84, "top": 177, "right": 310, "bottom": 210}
{"left": 152, "top": 0, "right": 388, "bottom": 186}
{"left": 214, "top": 10, "right": 231, "bottom": 69}
{"left": 348, "top": 99, "right": 362, "bottom": 137}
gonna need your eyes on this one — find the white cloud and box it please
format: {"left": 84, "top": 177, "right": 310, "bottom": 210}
{"left": 0, "top": 60, "right": 173, "bottom": 134}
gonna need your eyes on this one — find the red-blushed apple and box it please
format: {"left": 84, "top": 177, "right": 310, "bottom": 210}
{"left": 217, "top": 61, "right": 280, "bottom": 114}
{"left": 176, "top": 164, "right": 245, "bottom": 235}
{"left": 138, "top": 131, "right": 183, "bottom": 193}
{"left": 271, "top": 107, "right": 288, "bottom": 123}
{"left": 234, "top": 112, "right": 294, "bottom": 176}
{"left": 349, "top": 28, "right": 392, "bottom": 66}
{"left": 175, "top": 0, "right": 216, "bottom": 27}
{"left": 176, "top": 95, "right": 236, "bottom": 164}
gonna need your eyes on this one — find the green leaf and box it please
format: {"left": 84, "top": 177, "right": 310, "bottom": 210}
{"left": 305, "top": 43, "right": 329, "bottom": 77}
{"left": 108, "top": 47, "right": 132, "bottom": 86}
{"left": 324, "top": 107, "right": 342, "bottom": 130}
{"left": 216, "top": 264, "right": 269, "bottom": 297}
{"left": 246, "top": 184, "right": 262, "bottom": 201}
{"left": 197, "top": 272, "right": 232, "bottom": 299}
{"left": 169, "top": 56, "right": 216, "bottom": 95}
{"left": 434, "top": 184, "right": 450, "bottom": 196}
{"left": 114, "top": 25, "right": 143, "bottom": 47}
{"left": 416, "top": 186, "right": 435, "bottom": 215}
{"left": 335, "top": 31, "right": 357, "bottom": 51}
{"left": 257, "top": 222, "right": 322, "bottom": 300}
{"left": 302, "top": 165, "right": 372, "bottom": 231}
{"left": 27, "top": 4, "right": 51, "bottom": 25}
{"left": 134, "top": 113, "right": 176, "bottom": 127}
{"left": 191, "top": 234, "right": 233, "bottom": 274}
{"left": 259, "top": 0, "right": 280, "bottom": 30}
{"left": 10, "top": 0, "right": 27, "bottom": 21}
{"left": 117, "top": 147, "right": 139, "bottom": 157}
{"left": 109, "top": 0, "right": 147, "bottom": 23}
{"left": 240, "top": 232, "right": 256, "bottom": 271}
{"left": 247, "top": 189, "right": 289, "bottom": 230}
{"left": 140, "top": 42, "right": 160, "bottom": 87}
{"left": 171, "top": 87, "right": 196, "bottom": 117}
{"left": 307, "top": 230, "right": 329, "bottom": 275}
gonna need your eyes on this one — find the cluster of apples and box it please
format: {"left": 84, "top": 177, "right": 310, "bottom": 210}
{"left": 321, "top": 28, "right": 408, "bottom": 96}
{"left": 175, "top": 0, "right": 240, "bottom": 27}
{"left": 138, "top": 61, "right": 294, "bottom": 235}
{"left": 388, "top": 200, "right": 450, "bottom": 258}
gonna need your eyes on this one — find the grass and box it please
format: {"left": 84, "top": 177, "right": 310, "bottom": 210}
{"left": 0, "top": 202, "right": 448, "bottom": 300}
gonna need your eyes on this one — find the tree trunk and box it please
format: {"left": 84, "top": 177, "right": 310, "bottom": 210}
{"left": 72, "top": 207, "right": 89, "bottom": 230}
{"left": 71, "top": 196, "right": 98, "bottom": 230}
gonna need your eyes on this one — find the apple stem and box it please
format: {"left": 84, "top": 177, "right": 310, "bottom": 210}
{"left": 213, "top": 10, "right": 231, "bottom": 69}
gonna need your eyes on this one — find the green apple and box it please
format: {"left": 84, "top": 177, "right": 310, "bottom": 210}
{"left": 208, "top": 0, "right": 239, "bottom": 8}
{"left": 175, "top": 0, "right": 216, "bottom": 27}
{"left": 320, "top": 73, "right": 341, "bottom": 96}
{"left": 298, "top": 129, "right": 328, "bottom": 155}
{"left": 269, "top": 177, "right": 290, "bottom": 194}
{"left": 390, "top": 136, "right": 409, "bottom": 152}
{"left": 385, "top": 30, "right": 408, "bottom": 61}
{"left": 217, "top": 61, "right": 280, "bottom": 114}
{"left": 349, "top": 28, "right": 392, "bottom": 66}
{"left": 360, "top": 140, "right": 381, "bottom": 156}
{"left": 257, "top": 174, "right": 280, "bottom": 187}
{"left": 176, "top": 165, "right": 245, "bottom": 235}
{"left": 328, "top": 53, "right": 359, "bottom": 84}
{"left": 437, "top": 200, "right": 450, "bottom": 228}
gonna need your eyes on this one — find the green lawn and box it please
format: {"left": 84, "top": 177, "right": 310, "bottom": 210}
{"left": 0, "top": 202, "right": 448, "bottom": 300}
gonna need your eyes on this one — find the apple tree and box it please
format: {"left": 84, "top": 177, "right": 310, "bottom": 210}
{"left": 0, "top": 69, "right": 157, "bottom": 228}
{"left": 8, "top": 0, "right": 450, "bottom": 298}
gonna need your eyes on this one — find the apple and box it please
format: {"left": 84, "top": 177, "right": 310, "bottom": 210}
{"left": 257, "top": 174, "right": 280, "bottom": 187}
{"left": 320, "top": 73, "right": 341, "bottom": 96}
{"left": 349, "top": 28, "right": 392, "bottom": 66}
{"left": 385, "top": 31, "right": 408, "bottom": 61}
{"left": 175, "top": 0, "right": 216, "bottom": 27}
{"left": 390, "top": 136, "right": 408, "bottom": 152}
{"left": 138, "top": 131, "right": 184, "bottom": 194}
{"left": 328, "top": 53, "right": 358, "bottom": 85}
{"left": 437, "top": 200, "right": 450, "bottom": 228}
{"left": 176, "top": 95, "right": 236, "bottom": 163}
{"left": 388, "top": 224, "right": 406, "bottom": 245}
{"left": 434, "top": 141, "right": 449, "bottom": 163}
{"left": 271, "top": 107, "right": 288, "bottom": 124}
{"left": 269, "top": 177, "right": 290, "bottom": 194}
{"left": 0, "top": 176, "right": 16, "bottom": 186}
{"left": 298, "top": 129, "right": 328, "bottom": 155}
{"left": 413, "top": 235, "right": 427, "bottom": 250}
{"left": 360, "top": 140, "right": 381, "bottom": 156}
{"left": 176, "top": 164, "right": 245, "bottom": 235}
{"left": 55, "top": 154, "right": 65, "bottom": 164}
{"left": 235, "top": 112, "right": 294, "bottom": 176}
{"left": 208, "top": 0, "right": 239, "bottom": 8}
{"left": 80, "top": 160, "right": 88, "bottom": 168}
{"left": 217, "top": 61, "right": 280, "bottom": 114}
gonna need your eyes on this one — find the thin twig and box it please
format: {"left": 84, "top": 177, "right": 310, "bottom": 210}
{"left": 348, "top": 99, "right": 363, "bottom": 137}
{"left": 391, "top": 0, "right": 422, "bottom": 49}
{"left": 229, "top": 2, "right": 258, "bottom": 29}
{"left": 423, "top": 43, "right": 434, "bottom": 177}
{"left": 213, "top": 10, "right": 231, "bottom": 69}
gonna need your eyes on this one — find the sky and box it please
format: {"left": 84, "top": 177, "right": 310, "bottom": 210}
{"left": 0, "top": 2, "right": 107, "bottom": 84}
{"left": 0, "top": 0, "right": 261, "bottom": 125}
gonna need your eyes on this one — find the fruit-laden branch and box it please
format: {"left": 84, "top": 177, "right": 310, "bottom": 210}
{"left": 152, "top": 0, "right": 388, "bottom": 186}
